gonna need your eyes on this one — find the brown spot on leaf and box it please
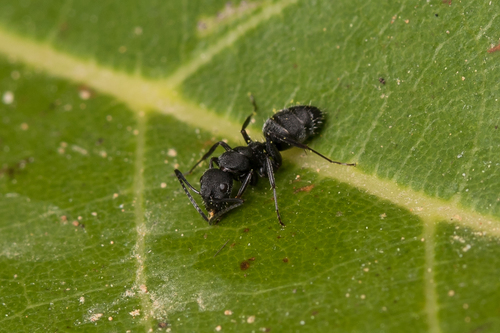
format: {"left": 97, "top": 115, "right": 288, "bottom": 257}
{"left": 202, "top": 140, "right": 217, "bottom": 149}
{"left": 240, "top": 261, "right": 250, "bottom": 270}
{"left": 0, "top": 166, "right": 15, "bottom": 178}
{"left": 293, "top": 184, "right": 315, "bottom": 194}
{"left": 283, "top": 257, "right": 289, "bottom": 263}
{"left": 0, "top": 157, "right": 33, "bottom": 179}
{"left": 488, "top": 44, "right": 500, "bottom": 53}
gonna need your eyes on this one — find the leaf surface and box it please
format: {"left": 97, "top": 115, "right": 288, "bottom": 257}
{"left": 0, "top": 0, "right": 499, "bottom": 332}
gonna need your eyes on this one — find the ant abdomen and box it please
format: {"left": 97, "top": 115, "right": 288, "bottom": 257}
{"left": 263, "top": 106, "right": 325, "bottom": 151}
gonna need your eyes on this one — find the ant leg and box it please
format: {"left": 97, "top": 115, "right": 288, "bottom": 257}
{"left": 236, "top": 170, "right": 254, "bottom": 198}
{"left": 265, "top": 156, "right": 285, "bottom": 227}
{"left": 265, "top": 138, "right": 282, "bottom": 169}
{"left": 174, "top": 169, "right": 209, "bottom": 222}
{"left": 270, "top": 135, "right": 356, "bottom": 166}
{"left": 240, "top": 94, "right": 258, "bottom": 144}
{"left": 188, "top": 141, "right": 233, "bottom": 174}
{"left": 208, "top": 157, "right": 219, "bottom": 169}
{"left": 241, "top": 112, "right": 255, "bottom": 144}
{"left": 209, "top": 198, "right": 245, "bottom": 224}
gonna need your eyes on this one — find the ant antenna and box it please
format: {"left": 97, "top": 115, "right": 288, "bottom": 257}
{"left": 248, "top": 93, "right": 258, "bottom": 113}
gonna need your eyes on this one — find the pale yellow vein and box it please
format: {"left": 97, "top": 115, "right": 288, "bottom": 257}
{"left": 166, "top": 0, "right": 298, "bottom": 87}
{"left": 132, "top": 113, "right": 154, "bottom": 328}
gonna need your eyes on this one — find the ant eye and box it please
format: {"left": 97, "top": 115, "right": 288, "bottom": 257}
{"left": 220, "top": 183, "right": 228, "bottom": 192}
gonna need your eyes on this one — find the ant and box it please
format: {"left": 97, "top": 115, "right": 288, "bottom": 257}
{"left": 174, "top": 96, "right": 356, "bottom": 227}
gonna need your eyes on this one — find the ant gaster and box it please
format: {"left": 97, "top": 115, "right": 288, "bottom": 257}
{"left": 174, "top": 96, "right": 356, "bottom": 227}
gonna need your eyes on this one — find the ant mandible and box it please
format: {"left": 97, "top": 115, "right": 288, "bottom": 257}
{"left": 174, "top": 96, "right": 356, "bottom": 227}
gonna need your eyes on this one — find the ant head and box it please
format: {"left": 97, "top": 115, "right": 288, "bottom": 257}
{"left": 200, "top": 168, "right": 234, "bottom": 213}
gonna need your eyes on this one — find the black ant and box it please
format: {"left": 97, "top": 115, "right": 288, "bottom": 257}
{"left": 174, "top": 97, "right": 356, "bottom": 227}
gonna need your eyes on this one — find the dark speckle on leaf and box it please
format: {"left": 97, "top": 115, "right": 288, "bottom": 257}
{"left": 240, "top": 261, "right": 250, "bottom": 270}
{"left": 283, "top": 257, "right": 289, "bottom": 263}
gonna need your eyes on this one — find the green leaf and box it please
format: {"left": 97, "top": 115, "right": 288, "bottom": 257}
{"left": 1, "top": 0, "right": 500, "bottom": 332}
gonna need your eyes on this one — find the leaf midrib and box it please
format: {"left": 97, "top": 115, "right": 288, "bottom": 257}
{"left": 0, "top": 26, "right": 497, "bottom": 233}
{"left": 131, "top": 113, "right": 153, "bottom": 327}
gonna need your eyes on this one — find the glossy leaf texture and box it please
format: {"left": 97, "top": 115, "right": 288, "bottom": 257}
{"left": 0, "top": 0, "right": 499, "bottom": 332}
